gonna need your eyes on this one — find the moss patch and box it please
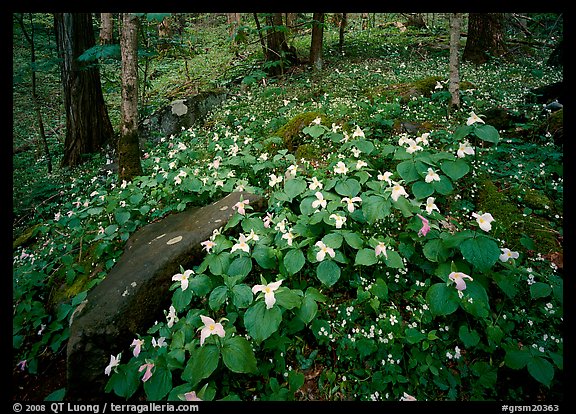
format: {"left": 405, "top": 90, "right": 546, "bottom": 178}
{"left": 476, "top": 179, "right": 560, "bottom": 255}
{"left": 274, "top": 111, "right": 331, "bottom": 153}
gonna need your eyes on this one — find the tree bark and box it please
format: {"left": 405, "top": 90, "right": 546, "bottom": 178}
{"left": 449, "top": 13, "right": 462, "bottom": 110}
{"left": 118, "top": 12, "right": 143, "bottom": 182}
{"left": 310, "top": 13, "right": 324, "bottom": 71}
{"left": 339, "top": 13, "right": 347, "bottom": 53}
{"left": 264, "top": 13, "right": 296, "bottom": 76}
{"left": 18, "top": 13, "right": 53, "bottom": 174}
{"left": 226, "top": 13, "right": 241, "bottom": 41}
{"left": 54, "top": 13, "right": 115, "bottom": 168}
{"left": 462, "top": 13, "right": 507, "bottom": 64}
{"left": 99, "top": 13, "right": 114, "bottom": 44}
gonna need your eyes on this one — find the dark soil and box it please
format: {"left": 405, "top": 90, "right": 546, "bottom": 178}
{"left": 12, "top": 351, "right": 67, "bottom": 401}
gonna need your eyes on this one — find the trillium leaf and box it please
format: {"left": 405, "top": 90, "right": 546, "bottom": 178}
{"left": 172, "top": 287, "right": 194, "bottom": 312}
{"left": 426, "top": 283, "right": 459, "bottom": 316}
{"left": 441, "top": 159, "right": 470, "bottom": 181}
{"left": 342, "top": 231, "right": 364, "bottom": 249}
{"left": 231, "top": 284, "right": 253, "bottom": 309}
{"left": 284, "top": 249, "right": 305, "bottom": 275}
{"left": 362, "top": 195, "right": 391, "bottom": 223}
{"left": 530, "top": 282, "right": 552, "bottom": 299}
{"left": 322, "top": 232, "right": 343, "bottom": 249}
{"left": 460, "top": 281, "right": 490, "bottom": 318}
{"left": 209, "top": 285, "right": 228, "bottom": 310}
{"left": 221, "top": 336, "right": 258, "bottom": 374}
{"left": 143, "top": 366, "right": 172, "bottom": 401}
{"left": 295, "top": 294, "right": 318, "bottom": 325}
{"left": 354, "top": 248, "right": 378, "bottom": 266}
{"left": 274, "top": 288, "right": 302, "bottom": 309}
{"left": 460, "top": 236, "right": 500, "bottom": 273}
{"left": 383, "top": 250, "right": 405, "bottom": 269}
{"left": 458, "top": 325, "right": 480, "bottom": 348}
{"left": 189, "top": 274, "right": 212, "bottom": 297}
{"left": 353, "top": 138, "right": 375, "bottom": 154}
{"left": 316, "top": 260, "right": 340, "bottom": 287}
{"left": 431, "top": 175, "right": 453, "bottom": 195}
{"left": 504, "top": 349, "right": 531, "bottom": 370}
{"left": 411, "top": 180, "right": 434, "bottom": 200}
{"left": 252, "top": 244, "right": 277, "bottom": 269}
{"left": 284, "top": 177, "right": 307, "bottom": 200}
{"left": 182, "top": 345, "right": 220, "bottom": 387}
{"left": 397, "top": 160, "right": 420, "bottom": 183}
{"left": 474, "top": 124, "right": 500, "bottom": 144}
{"left": 335, "top": 178, "right": 361, "bottom": 197}
{"left": 423, "top": 239, "right": 450, "bottom": 263}
{"left": 527, "top": 356, "right": 554, "bottom": 388}
{"left": 227, "top": 256, "right": 253, "bottom": 279}
{"left": 244, "top": 301, "right": 282, "bottom": 343}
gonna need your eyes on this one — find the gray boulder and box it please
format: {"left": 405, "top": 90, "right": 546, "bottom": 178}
{"left": 66, "top": 191, "right": 265, "bottom": 399}
{"left": 139, "top": 90, "right": 227, "bottom": 143}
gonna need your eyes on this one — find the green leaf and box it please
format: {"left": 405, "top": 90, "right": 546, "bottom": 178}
{"left": 288, "top": 370, "right": 306, "bottom": 392}
{"left": 143, "top": 366, "right": 172, "bottom": 400}
{"left": 207, "top": 252, "right": 230, "bottom": 276}
{"left": 303, "top": 124, "right": 325, "bottom": 138}
{"left": 295, "top": 294, "right": 318, "bottom": 325}
{"left": 275, "top": 288, "right": 302, "bottom": 309}
{"left": 411, "top": 180, "right": 434, "bottom": 199}
{"left": 474, "top": 124, "right": 500, "bottom": 144}
{"left": 182, "top": 345, "right": 220, "bottom": 387}
{"left": 458, "top": 325, "right": 480, "bottom": 348}
{"left": 369, "top": 278, "right": 388, "bottom": 300}
{"left": 423, "top": 239, "right": 450, "bottom": 263}
{"left": 527, "top": 356, "right": 554, "bottom": 388}
{"left": 405, "top": 328, "right": 426, "bottom": 344}
{"left": 335, "top": 178, "right": 361, "bottom": 197}
{"left": 44, "top": 388, "right": 66, "bottom": 401}
{"left": 441, "top": 159, "right": 470, "bottom": 181}
{"left": 383, "top": 250, "right": 405, "bottom": 269}
{"left": 322, "top": 232, "right": 343, "bottom": 249}
{"left": 252, "top": 244, "right": 277, "bottom": 269}
{"left": 397, "top": 160, "right": 420, "bottom": 183}
{"left": 353, "top": 138, "right": 375, "bottom": 155}
{"left": 426, "top": 283, "right": 459, "bottom": 316}
{"left": 227, "top": 256, "right": 253, "bottom": 279}
{"left": 222, "top": 336, "right": 258, "bottom": 374}
{"left": 431, "top": 175, "right": 454, "bottom": 195}
{"left": 460, "top": 236, "right": 500, "bottom": 273}
{"left": 284, "top": 177, "right": 307, "bottom": 199}
{"left": 342, "top": 231, "right": 364, "bottom": 249}
{"left": 316, "top": 260, "right": 340, "bottom": 287}
{"left": 209, "top": 285, "right": 228, "bottom": 310}
{"left": 505, "top": 349, "right": 531, "bottom": 369}
{"left": 189, "top": 274, "right": 212, "bottom": 297}
{"left": 354, "top": 248, "right": 378, "bottom": 266}
{"left": 459, "top": 282, "right": 490, "bottom": 318}
{"left": 362, "top": 195, "right": 391, "bottom": 223}
{"left": 244, "top": 301, "right": 282, "bottom": 343}
{"left": 115, "top": 210, "right": 131, "bottom": 226}
{"left": 172, "top": 286, "right": 194, "bottom": 312}
{"left": 530, "top": 282, "right": 552, "bottom": 299}
{"left": 231, "top": 284, "right": 253, "bottom": 309}
{"left": 452, "top": 125, "right": 472, "bottom": 141}
{"left": 284, "top": 249, "right": 305, "bottom": 275}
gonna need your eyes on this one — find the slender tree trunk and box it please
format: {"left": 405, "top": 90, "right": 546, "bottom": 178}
{"left": 264, "top": 13, "right": 295, "bottom": 76}
{"left": 285, "top": 13, "right": 297, "bottom": 32}
{"left": 339, "top": 13, "right": 347, "bottom": 53}
{"left": 253, "top": 13, "right": 267, "bottom": 57}
{"left": 54, "top": 13, "right": 115, "bottom": 168}
{"left": 118, "top": 12, "right": 143, "bottom": 182}
{"left": 361, "top": 13, "right": 369, "bottom": 30}
{"left": 449, "top": 13, "right": 462, "bottom": 111}
{"left": 226, "top": 13, "right": 241, "bottom": 41}
{"left": 462, "top": 13, "right": 507, "bottom": 64}
{"left": 18, "top": 13, "right": 52, "bottom": 173}
{"left": 99, "top": 13, "right": 114, "bottom": 44}
{"left": 310, "top": 13, "right": 324, "bottom": 71}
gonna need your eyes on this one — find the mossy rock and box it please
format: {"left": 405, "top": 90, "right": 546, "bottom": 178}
{"left": 13, "top": 223, "right": 44, "bottom": 250}
{"left": 367, "top": 76, "right": 476, "bottom": 104}
{"left": 476, "top": 179, "right": 560, "bottom": 255}
{"left": 274, "top": 111, "right": 330, "bottom": 153}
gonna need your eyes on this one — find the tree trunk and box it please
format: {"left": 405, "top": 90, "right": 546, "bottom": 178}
{"left": 118, "top": 12, "right": 143, "bottom": 182}
{"left": 339, "top": 13, "right": 347, "bottom": 53}
{"left": 226, "top": 13, "right": 241, "bottom": 41}
{"left": 449, "top": 13, "right": 462, "bottom": 110}
{"left": 54, "top": 13, "right": 115, "bottom": 168}
{"left": 285, "top": 13, "right": 297, "bottom": 32}
{"left": 18, "top": 13, "right": 53, "bottom": 173}
{"left": 361, "top": 13, "right": 369, "bottom": 30}
{"left": 99, "top": 13, "right": 114, "bottom": 44}
{"left": 264, "top": 13, "right": 296, "bottom": 76}
{"left": 462, "top": 13, "right": 507, "bottom": 64}
{"left": 310, "top": 13, "right": 324, "bottom": 71}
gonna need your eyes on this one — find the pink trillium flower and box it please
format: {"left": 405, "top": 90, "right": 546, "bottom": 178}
{"left": 104, "top": 353, "right": 121, "bottom": 376}
{"left": 252, "top": 280, "right": 283, "bottom": 309}
{"left": 130, "top": 338, "right": 145, "bottom": 357}
{"left": 417, "top": 214, "right": 430, "bottom": 237}
{"left": 184, "top": 391, "right": 202, "bottom": 401}
{"left": 199, "top": 315, "right": 226, "bottom": 346}
{"left": 201, "top": 239, "right": 216, "bottom": 253}
{"left": 138, "top": 362, "right": 154, "bottom": 382}
{"left": 375, "top": 242, "right": 388, "bottom": 258}
{"left": 233, "top": 199, "right": 250, "bottom": 215}
{"left": 17, "top": 360, "right": 26, "bottom": 371}
{"left": 172, "top": 269, "right": 194, "bottom": 291}
{"left": 448, "top": 271, "right": 473, "bottom": 291}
